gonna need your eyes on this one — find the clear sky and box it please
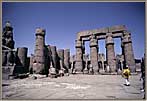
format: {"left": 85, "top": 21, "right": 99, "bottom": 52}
{"left": 2, "top": 2, "right": 145, "bottom": 59}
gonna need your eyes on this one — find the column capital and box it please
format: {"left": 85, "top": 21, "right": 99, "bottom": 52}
{"left": 122, "top": 31, "right": 132, "bottom": 44}
{"left": 5, "top": 21, "right": 13, "bottom": 30}
{"left": 90, "top": 34, "right": 98, "bottom": 47}
{"left": 105, "top": 33, "right": 114, "bottom": 45}
{"left": 75, "top": 39, "right": 82, "bottom": 48}
{"left": 35, "top": 28, "right": 46, "bottom": 36}
{"left": 4, "top": 21, "right": 13, "bottom": 31}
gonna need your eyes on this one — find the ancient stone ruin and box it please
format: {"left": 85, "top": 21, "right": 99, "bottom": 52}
{"left": 31, "top": 28, "right": 71, "bottom": 78}
{"left": 2, "top": 21, "right": 15, "bottom": 66}
{"left": 74, "top": 25, "right": 136, "bottom": 74}
{"left": 2, "top": 21, "right": 29, "bottom": 79}
{"left": 2, "top": 22, "right": 138, "bottom": 80}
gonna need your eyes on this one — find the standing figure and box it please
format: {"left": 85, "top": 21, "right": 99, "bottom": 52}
{"left": 122, "top": 65, "right": 131, "bottom": 86}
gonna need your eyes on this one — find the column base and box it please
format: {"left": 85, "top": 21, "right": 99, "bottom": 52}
{"left": 129, "top": 65, "right": 136, "bottom": 72}
{"left": 74, "top": 61, "right": 83, "bottom": 73}
{"left": 92, "top": 63, "right": 99, "bottom": 74}
{"left": 33, "top": 63, "right": 45, "bottom": 74}
{"left": 109, "top": 65, "right": 117, "bottom": 73}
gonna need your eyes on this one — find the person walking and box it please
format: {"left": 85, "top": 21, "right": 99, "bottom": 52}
{"left": 122, "top": 65, "right": 131, "bottom": 86}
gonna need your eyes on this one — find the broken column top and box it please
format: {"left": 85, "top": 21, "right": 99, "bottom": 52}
{"left": 122, "top": 31, "right": 132, "bottom": 43}
{"left": 5, "top": 21, "right": 11, "bottom": 27}
{"left": 35, "top": 28, "right": 45, "bottom": 36}
{"left": 3, "top": 21, "right": 13, "bottom": 31}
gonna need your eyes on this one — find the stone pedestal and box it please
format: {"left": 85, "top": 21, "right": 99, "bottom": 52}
{"left": 105, "top": 33, "right": 116, "bottom": 73}
{"left": 90, "top": 35, "right": 99, "bottom": 73}
{"left": 122, "top": 31, "right": 135, "bottom": 72}
{"left": 75, "top": 40, "right": 83, "bottom": 73}
{"left": 33, "top": 28, "right": 45, "bottom": 74}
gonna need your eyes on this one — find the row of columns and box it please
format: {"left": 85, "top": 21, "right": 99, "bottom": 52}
{"left": 75, "top": 31, "right": 135, "bottom": 73}
{"left": 32, "top": 28, "right": 71, "bottom": 75}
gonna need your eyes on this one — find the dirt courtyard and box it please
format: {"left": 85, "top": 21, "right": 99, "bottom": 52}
{"left": 2, "top": 73, "right": 145, "bottom": 100}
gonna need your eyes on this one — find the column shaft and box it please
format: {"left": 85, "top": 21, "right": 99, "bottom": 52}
{"left": 64, "top": 49, "right": 70, "bottom": 70}
{"left": 57, "top": 49, "right": 64, "bottom": 70}
{"left": 50, "top": 46, "right": 58, "bottom": 69}
{"left": 122, "top": 31, "right": 135, "bottom": 72}
{"left": 33, "top": 28, "right": 45, "bottom": 74}
{"left": 105, "top": 33, "right": 116, "bottom": 73}
{"left": 14, "top": 47, "right": 28, "bottom": 74}
{"left": 90, "top": 35, "right": 99, "bottom": 73}
{"left": 75, "top": 40, "right": 83, "bottom": 73}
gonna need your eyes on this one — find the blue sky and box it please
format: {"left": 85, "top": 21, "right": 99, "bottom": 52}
{"left": 2, "top": 2, "right": 145, "bottom": 59}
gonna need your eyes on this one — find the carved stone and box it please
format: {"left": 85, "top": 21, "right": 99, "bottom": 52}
{"left": 57, "top": 49, "right": 64, "bottom": 70}
{"left": 64, "top": 49, "right": 70, "bottom": 72}
{"left": 29, "top": 54, "right": 34, "bottom": 74}
{"left": 75, "top": 40, "right": 83, "bottom": 73}
{"left": 2, "top": 21, "right": 15, "bottom": 66}
{"left": 122, "top": 31, "right": 135, "bottom": 72}
{"left": 33, "top": 28, "right": 45, "bottom": 74}
{"left": 90, "top": 34, "right": 99, "bottom": 73}
{"left": 105, "top": 33, "right": 116, "bottom": 72}
{"left": 50, "top": 46, "right": 58, "bottom": 71}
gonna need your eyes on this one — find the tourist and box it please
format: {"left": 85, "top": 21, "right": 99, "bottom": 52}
{"left": 122, "top": 65, "right": 131, "bottom": 86}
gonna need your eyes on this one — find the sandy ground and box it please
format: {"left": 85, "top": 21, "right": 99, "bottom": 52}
{"left": 2, "top": 73, "right": 145, "bottom": 100}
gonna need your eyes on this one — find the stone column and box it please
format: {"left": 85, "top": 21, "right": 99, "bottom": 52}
{"left": 105, "top": 33, "right": 116, "bottom": 73}
{"left": 50, "top": 46, "right": 58, "bottom": 70}
{"left": 33, "top": 28, "right": 45, "bottom": 74}
{"left": 75, "top": 39, "right": 83, "bottom": 73}
{"left": 17, "top": 47, "right": 28, "bottom": 67}
{"left": 57, "top": 49, "right": 64, "bottom": 70}
{"left": 17, "top": 47, "right": 28, "bottom": 68}
{"left": 90, "top": 34, "right": 99, "bottom": 73}
{"left": 122, "top": 31, "right": 135, "bottom": 72}
{"left": 64, "top": 49, "right": 70, "bottom": 71}
{"left": 13, "top": 47, "right": 28, "bottom": 74}
{"left": 29, "top": 54, "right": 34, "bottom": 74}
{"left": 46, "top": 45, "right": 52, "bottom": 69}
{"left": 70, "top": 55, "right": 75, "bottom": 73}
